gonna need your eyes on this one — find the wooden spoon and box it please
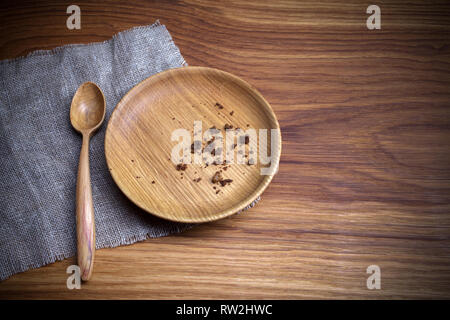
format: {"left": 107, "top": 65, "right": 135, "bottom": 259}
{"left": 70, "top": 82, "right": 106, "bottom": 281}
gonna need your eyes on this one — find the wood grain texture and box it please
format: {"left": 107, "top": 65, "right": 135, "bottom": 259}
{"left": 0, "top": 0, "right": 449, "bottom": 299}
{"left": 105, "top": 66, "right": 281, "bottom": 223}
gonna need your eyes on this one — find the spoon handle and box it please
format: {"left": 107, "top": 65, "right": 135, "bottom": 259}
{"left": 76, "top": 134, "right": 95, "bottom": 281}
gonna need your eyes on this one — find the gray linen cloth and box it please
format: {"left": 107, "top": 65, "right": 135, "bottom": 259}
{"left": 0, "top": 21, "right": 195, "bottom": 281}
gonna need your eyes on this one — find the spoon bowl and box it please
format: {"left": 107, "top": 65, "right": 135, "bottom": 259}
{"left": 70, "top": 81, "right": 106, "bottom": 281}
{"left": 70, "top": 82, "right": 106, "bottom": 134}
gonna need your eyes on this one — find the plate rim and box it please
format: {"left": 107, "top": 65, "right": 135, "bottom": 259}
{"left": 104, "top": 66, "right": 282, "bottom": 223}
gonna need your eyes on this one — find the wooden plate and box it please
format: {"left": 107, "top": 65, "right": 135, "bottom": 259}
{"left": 105, "top": 66, "right": 281, "bottom": 223}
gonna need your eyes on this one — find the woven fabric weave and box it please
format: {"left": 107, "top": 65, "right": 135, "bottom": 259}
{"left": 0, "top": 21, "right": 195, "bottom": 281}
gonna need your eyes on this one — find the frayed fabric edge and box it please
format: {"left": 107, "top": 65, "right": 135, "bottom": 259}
{"left": 0, "top": 20, "right": 164, "bottom": 65}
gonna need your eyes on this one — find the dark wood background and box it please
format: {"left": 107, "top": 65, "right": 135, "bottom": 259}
{"left": 1, "top": 0, "right": 449, "bottom": 299}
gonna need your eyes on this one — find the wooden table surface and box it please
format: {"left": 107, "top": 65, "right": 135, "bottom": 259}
{"left": 1, "top": 0, "right": 449, "bottom": 299}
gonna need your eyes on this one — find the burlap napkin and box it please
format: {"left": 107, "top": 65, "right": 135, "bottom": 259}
{"left": 0, "top": 21, "right": 198, "bottom": 281}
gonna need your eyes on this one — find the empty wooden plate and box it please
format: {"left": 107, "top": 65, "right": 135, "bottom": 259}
{"left": 105, "top": 66, "right": 281, "bottom": 223}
